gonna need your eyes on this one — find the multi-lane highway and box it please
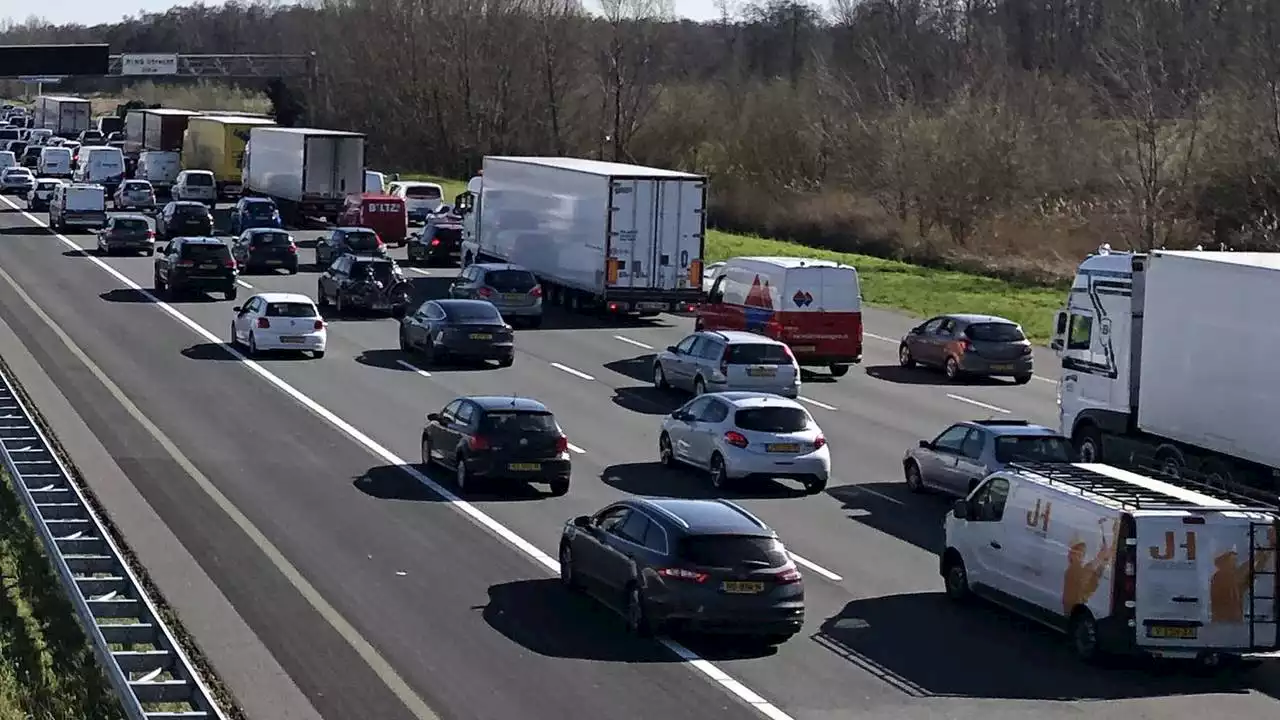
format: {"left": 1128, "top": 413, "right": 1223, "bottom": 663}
{"left": 0, "top": 195, "right": 1275, "bottom": 720}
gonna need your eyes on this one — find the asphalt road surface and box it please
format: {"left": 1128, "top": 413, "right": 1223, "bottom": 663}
{"left": 0, "top": 195, "right": 1277, "bottom": 720}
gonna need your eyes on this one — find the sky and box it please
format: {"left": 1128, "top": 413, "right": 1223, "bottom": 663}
{"left": 0, "top": 0, "right": 727, "bottom": 27}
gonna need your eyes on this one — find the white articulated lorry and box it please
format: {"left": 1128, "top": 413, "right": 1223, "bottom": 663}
{"left": 241, "top": 127, "right": 365, "bottom": 224}
{"left": 455, "top": 156, "right": 707, "bottom": 316}
{"left": 34, "top": 96, "right": 91, "bottom": 138}
{"left": 1052, "top": 247, "right": 1280, "bottom": 496}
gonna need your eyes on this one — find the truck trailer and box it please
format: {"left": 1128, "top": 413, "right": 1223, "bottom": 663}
{"left": 456, "top": 156, "right": 706, "bottom": 316}
{"left": 240, "top": 127, "right": 365, "bottom": 224}
{"left": 1053, "top": 247, "right": 1280, "bottom": 496}
{"left": 124, "top": 109, "right": 201, "bottom": 157}
{"left": 34, "top": 96, "right": 91, "bottom": 138}
{"left": 182, "top": 115, "right": 277, "bottom": 199}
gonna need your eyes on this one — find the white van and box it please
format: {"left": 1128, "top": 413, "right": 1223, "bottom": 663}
{"left": 364, "top": 170, "right": 386, "bottom": 193}
{"left": 171, "top": 169, "right": 217, "bottom": 205}
{"left": 135, "top": 151, "right": 181, "bottom": 193}
{"left": 943, "top": 461, "right": 1280, "bottom": 665}
{"left": 49, "top": 182, "right": 108, "bottom": 232}
{"left": 0, "top": 151, "right": 15, "bottom": 170}
{"left": 73, "top": 146, "right": 126, "bottom": 191}
{"left": 38, "top": 146, "right": 73, "bottom": 178}
{"left": 389, "top": 181, "right": 444, "bottom": 223}
{"left": 27, "top": 129, "right": 52, "bottom": 146}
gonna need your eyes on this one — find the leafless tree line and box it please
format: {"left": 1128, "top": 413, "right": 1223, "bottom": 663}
{"left": 5, "top": 0, "right": 1280, "bottom": 281}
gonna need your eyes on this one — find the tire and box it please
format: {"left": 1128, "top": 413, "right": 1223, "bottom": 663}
{"left": 1014, "top": 373, "right": 1032, "bottom": 385}
{"left": 247, "top": 333, "right": 259, "bottom": 358}
{"left": 153, "top": 271, "right": 166, "bottom": 293}
{"left": 526, "top": 316, "right": 543, "bottom": 329}
{"left": 898, "top": 344, "right": 915, "bottom": 368}
{"left": 943, "top": 556, "right": 970, "bottom": 602}
{"left": 559, "top": 543, "right": 582, "bottom": 590}
{"left": 624, "top": 584, "right": 653, "bottom": 637}
{"left": 548, "top": 479, "right": 569, "bottom": 496}
{"left": 498, "top": 356, "right": 514, "bottom": 368}
{"left": 146, "top": 248, "right": 154, "bottom": 256}
{"left": 455, "top": 455, "right": 471, "bottom": 491}
{"left": 422, "top": 340, "right": 438, "bottom": 367}
{"left": 1068, "top": 611, "right": 1102, "bottom": 663}
{"left": 229, "top": 323, "right": 240, "bottom": 348}
{"left": 399, "top": 328, "right": 411, "bottom": 352}
{"left": 1155, "top": 448, "right": 1184, "bottom": 480}
{"left": 1073, "top": 424, "right": 1104, "bottom": 463}
{"left": 804, "top": 476, "right": 827, "bottom": 494}
{"left": 904, "top": 461, "right": 925, "bottom": 492}
{"left": 829, "top": 364, "right": 850, "bottom": 377}
{"left": 653, "top": 363, "right": 669, "bottom": 390}
{"left": 944, "top": 356, "right": 961, "bottom": 381}
{"left": 225, "top": 287, "right": 237, "bottom": 301}
{"left": 658, "top": 433, "right": 675, "bottom": 468}
{"left": 311, "top": 350, "right": 325, "bottom": 359}
{"left": 420, "top": 435, "right": 433, "bottom": 467}
{"left": 693, "top": 377, "right": 706, "bottom": 396}
{"left": 709, "top": 453, "right": 728, "bottom": 490}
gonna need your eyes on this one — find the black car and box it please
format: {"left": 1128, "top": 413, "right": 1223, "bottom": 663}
{"left": 157, "top": 201, "right": 214, "bottom": 241}
{"left": 398, "top": 299, "right": 514, "bottom": 367}
{"left": 96, "top": 215, "right": 155, "bottom": 256}
{"left": 420, "top": 395, "right": 571, "bottom": 495}
{"left": 231, "top": 229, "right": 298, "bottom": 274}
{"left": 153, "top": 237, "right": 238, "bottom": 300}
{"left": 406, "top": 213, "right": 463, "bottom": 267}
{"left": 19, "top": 146, "right": 40, "bottom": 169}
{"left": 316, "top": 254, "right": 411, "bottom": 316}
{"left": 559, "top": 498, "right": 805, "bottom": 642}
{"left": 314, "top": 227, "right": 386, "bottom": 268}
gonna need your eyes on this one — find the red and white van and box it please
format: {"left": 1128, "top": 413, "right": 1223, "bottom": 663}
{"left": 696, "top": 256, "right": 863, "bottom": 376}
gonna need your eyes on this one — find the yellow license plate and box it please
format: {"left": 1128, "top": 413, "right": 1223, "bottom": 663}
{"left": 508, "top": 462, "right": 541, "bottom": 471}
{"left": 747, "top": 367, "right": 777, "bottom": 377}
{"left": 470, "top": 333, "right": 492, "bottom": 340}
{"left": 792, "top": 345, "right": 816, "bottom": 353}
{"left": 721, "top": 581, "right": 765, "bottom": 594}
{"left": 501, "top": 293, "right": 524, "bottom": 302}
{"left": 1147, "top": 625, "right": 1197, "bottom": 640}
{"left": 767, "top": 443, "right": 800, "bottom": 453}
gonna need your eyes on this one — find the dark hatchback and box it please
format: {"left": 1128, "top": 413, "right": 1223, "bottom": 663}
{"left": 153, "top": 237, "right": 238, "bottom": 301}
{"left": 560, "top": 498, "right": 805, "bottom": 642}
{"left": 232, "top": 229, "right": 298, "bottom": 274}
{"left": 157, "top": 201, "right": 214, "bottom": 241}
{"left": 96, "top": 215, "right": 155, "bottom": 256}
{"left": 898, "top": 313, "right": 1034, "bottom": 383}
{"left": 406, "top": 213, "right": 463, "bottom": 266}
{"left": 398, "top": 299, "right": 514, "bottom": 367}
{"left": 420, "top": 395, "right": 571, "bottom": 495}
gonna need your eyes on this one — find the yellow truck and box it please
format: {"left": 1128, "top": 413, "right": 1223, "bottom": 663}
{"left": 182, "top": 115, "right": 277, "bottom": 199}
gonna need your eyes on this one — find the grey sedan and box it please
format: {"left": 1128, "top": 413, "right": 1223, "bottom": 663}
{"left": 903, "top": 419, "right": 1071, "bottom": 497}
{"left": 898, "top": 313, "right": 1034, "bottom": 383}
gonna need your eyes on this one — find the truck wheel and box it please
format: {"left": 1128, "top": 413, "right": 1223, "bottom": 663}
{"left": 1154, "top": 447, "right": 1184, "bottom": 480}
{"left": 1072, "top": 424, "right": 1103, "bottom": 463}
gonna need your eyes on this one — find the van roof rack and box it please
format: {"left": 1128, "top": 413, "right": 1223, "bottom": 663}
{"left": 1008, "top": 462, "right": 1280, "bottom": 512}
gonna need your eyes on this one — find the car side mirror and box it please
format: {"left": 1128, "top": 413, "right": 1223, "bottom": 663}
{"left": 232, "top": 306, "right": 242, "bottom": 313}
{"left": 1050, "top": 338, "right": 1063, "bottom": 351}
{"left": 671, "top": 410, "right": 691, "bottom": 422}
{"left": 426, "top": 412, "right": 441, "bottom": 423}
{"left": 952, "top": 499, "right": 970, "bottom": 520}
{"left": 918, "top": 440, "right": 932, "bottom": 450}
{"left": 666, "top": 345, "right": 680, "bottom": 354}
{"left": 572, "top": 515, "right": 592, "bottom": 529}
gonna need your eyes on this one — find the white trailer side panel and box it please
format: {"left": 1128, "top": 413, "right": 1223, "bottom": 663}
{"left": 245, "top": 128, "right": 305, "bottom": 202}
{"left": 609, "top": 177, "right": 705, "bottom": 293}
{"left": 1137, "top": 251, "right": 1280, "bottom": 468}
{"left": 336, "top": 137, "right": 365, "bottom": 197}
{"left": 302, "top": 137, "right": 337, "bottom": 197}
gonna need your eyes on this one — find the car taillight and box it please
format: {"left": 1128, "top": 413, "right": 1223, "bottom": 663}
{"left": 287, "top": 244, "right": 297, "bottom": 253}
{"left": 477, "top": 287, "right": 493, "bottom": 298}
{"left": 813, "top": 435, "right": 826, "bottom": 449}
{"left": 777, "top": 566, "right": 802, "bottom": 584}
{"left": 555, "top": 435, "right": 568, "bottom": 453}
{"left": 782, "top": 344, "right": 795, "bottom": 362}
{"left": 313, "top": 319, "right": 325, "bottom": 331}
{"left": 658, "top": 568, "right": 708, "bottom": 583}
{"left": 430, "top": 238, "right": 440, "bottom": 246}
{"left": 468, "top": 435, "right": 490, "bottom": 451}
{"left": 959, "top": 338, "right": 973, "bottom": 353}
{"left": 683, "top": 303, "right": 697, "bottom": 312}
{"left": 724, "top": 431, "right": 749, "bottom": 448}
{"left": 376, "top": 234, "right": 384, "bottom": 247}
{"left": 256, "top": 317, "right": 270, "bottom": 329}
{"left": 530, "top": 285, "right": 542, "bottom": 298}
{"left": 1021, "top": 345, "right": 1032, "bottom": 355}
{"left": 224, "top": 258, "right": 237, "bottom": 268}
{"left": 146, "top": 231, "right": 155, "bottom": 240}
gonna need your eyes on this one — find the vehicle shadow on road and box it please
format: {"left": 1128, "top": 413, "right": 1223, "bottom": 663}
{"left": 827, "top": 482, "right": 949, "bottom": 555}
{"left": 353, "top": 463, "right": 552, "bottom": 503}
{"left": 180, "top": 343, "right": 238, "bottom": 361}
{"left": 603, "top": 462, "right": 808, "bottom": 500}
{"left": 62, "top": 248, "right": 93, "bottom": 258}
{"left": 99, "top": 288, "right": 153, "bottom": 304}
{"left": 610, "top": 387, "right": 684, "bottom": 416}
{"left": 0, "top": 226, "right": 49, "bottom": 236}
{"left": 816, "top": 592, "right": 1252, "bottom": 700}
{"left": 865, "top": 365, "right": 1012, "bottom": 387}
{"left": 605, "top": 355, "right": 656, "bottom": 384}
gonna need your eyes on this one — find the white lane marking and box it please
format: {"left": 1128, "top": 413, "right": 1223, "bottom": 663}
{"left": 236, "top": 279, "right": 254, "bottom": 289}
{"left": 394, "top": 359, "right": 432, "bottom": 378}
{"left": 797, "top": 396, "right": 837, "bottom": 411}
{"left": 789, "top": 553, "right": 843, "bottom": 582}
{"left": 862, "top": 332, "right": 1057, "bottom": 384}
{"left": 613, "top": 335, "right": 654, "bottom": 350}
{"left": 4, "top": 196, "right": 797, "bottom": 720}
{"left": 567, "top": 442, "right": 586, "bottom": 454}
{"left": 550, "top": 362, "right": 595, "bottom": 381}
{"left": 409, "top": 268, "right": 430, "bottom": 276}
{"left": 945, "top": 393, "right": 1010, "bottom": 414}
{"left": 854, "top": 485, "right": 906, "bottom": 506}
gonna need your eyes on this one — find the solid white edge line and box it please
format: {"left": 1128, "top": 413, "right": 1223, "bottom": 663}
{"left": 945, "top": 393, "right": 1010, "bottom": 414}
{"left": 410, "top": 268, "right": 430, "bottom": 276}
{"left": 613, "top": 335, "right": 654, "bottom": 350}
{"left": 796, "top": 396, "right": 837, "bottom": 411}
{"left": 2, "top": 196, "right": 799, "bottom": 720}
{"left": 862, "top": 331, "right": 1058, "bottom": 384}
{"left": 394, "top": 359, "right": 432, "bottom": 378}
{"left": 788, "top": 553, "right": 843, "bottom": 582}
{"left": 549, "top": 362, "right": 595, "bottom": 381}
{"left": 236, "top": 279, "right": 253, "bottom": 289}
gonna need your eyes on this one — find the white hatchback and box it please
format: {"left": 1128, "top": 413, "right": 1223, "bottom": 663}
{"left": 659, "top": 391, "right": 830, "bottom": 494}
{"left": 230, "top": 292, "right": 326, "bottom": 358}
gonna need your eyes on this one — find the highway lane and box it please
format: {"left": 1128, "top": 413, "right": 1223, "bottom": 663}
{"left": 3, "top": 199, "right": 1279, "bottom": 720}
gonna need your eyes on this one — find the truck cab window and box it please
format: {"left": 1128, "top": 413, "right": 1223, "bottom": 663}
{"left": 1067, "top": 315, "right": 1093, "bottom": 351}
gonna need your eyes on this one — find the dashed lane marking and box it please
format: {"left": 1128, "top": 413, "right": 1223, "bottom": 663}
{"left": 550, "top": 362, "right": 595, "bottom": 381}
{"left": 945, "top": 393, "right": 1010, "bottom": 414}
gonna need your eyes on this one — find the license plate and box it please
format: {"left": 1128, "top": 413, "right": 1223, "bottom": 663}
{"left": 990, "top": 364, "right": 1013, "bottom": 371}
{"left": 280, "top": 336, "right": 304, "bottom": 344}
{"left": 508, "top": 462, "right": 541, "bottom": 471}
{"left": 637, "top": 301, "right": 666, "bottom": 311}
{"left": 792, "top": 345, "right": 816, "bottom": 354}
{"left": 721, "top": 581, "right": 765, "bottom": 594}
{"left": 766, "top": 443, "right": 801, "bottom": 453}
{"left": 501, "top": 293, "right": 524, "bottom": 302}
{"left": 1147, "top": 625, "right": 1197, "bottom": 640}
{"left": 470, "top": 333, "right": 492, "bottom": 340}
{"left": 265, "top": 259, "right": 282, "bottom": 265}
{"left": 746, "top": 366, "right": 777, "bottom": 377}
{"left": 200, "top": 264, "right": 217, "bottom": 270}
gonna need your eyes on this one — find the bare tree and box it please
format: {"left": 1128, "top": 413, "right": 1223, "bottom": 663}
{"left": 598, "top": 0, "right": 673, "bottom": 161}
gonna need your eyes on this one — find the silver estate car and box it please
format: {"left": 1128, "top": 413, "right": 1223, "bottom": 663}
{"left": 653, "top": 331, "right": 800, "bottom": 398}
{"left": 902, "top": 419, "right": 1071, "bottom": 497}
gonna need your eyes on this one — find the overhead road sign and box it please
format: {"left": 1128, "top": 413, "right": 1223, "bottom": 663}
{"left": 108, "top": 53, "right": 315, "bottom": 78}
{"left": 0, "top": 44, "right": 109, "bottom": 77}
{"left": 120, "top": 53, "right": 179, "bottom": 76}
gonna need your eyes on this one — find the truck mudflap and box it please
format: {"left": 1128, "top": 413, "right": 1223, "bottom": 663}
{"left": 602, "top": 287, "right": 702, "bottom": 313}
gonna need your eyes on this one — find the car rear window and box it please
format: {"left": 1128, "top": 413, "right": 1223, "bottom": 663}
{"left": 483, "top": 269, "right": 536, "bottom": 292}
{"left": 185, "top": 173, "right": 214, "bottom": 186}
{"left": 175, "top": 205, "right": 209, "bottom": 218}
{"left": 113, "top": 219, "right": 149, "bottom": 232}
{"left": 344, "top": 232, "right": 380, "bottom": 251}
{"left": 443, "top": 302, "right": 502, "bottom": 322}
{"left": 124, "top": 182, "right": 149, "bottom": 191}
{"left": 679, "top": 535, "right": 788, "bottom": 568}
{"left": 480, "top": 411, "right": 557, "bottom": 434}
{"left": 724, "top": 343, "right": 790, "bottom": 365}
{"left": 265, "top": 302, "right": 316, "bottom": 318}
{"left": 994, "top": 435, "right": 1072, "bottom": 463}
{"left": 250, "top": 232, "right": 291, "bottom": 247}
{"left": 433, "top": 227, "right": 462, "bottom": 243}
{"left": 180, "top": 244, "right": 229, "bottom": 261}
{"left": 966, "top": 322, "right": 1025, "bottom": 342}
{"left": 406, "top": 185, "right": 442, "bottom": 199}
{"left": 246, "top": 202, "right": 276, "bottom": 218}
{"left": 734, "top": 407, "right": 810, "bottom": 433}
{"left": 350, "top": 262, "right": 395, "bottom": 284}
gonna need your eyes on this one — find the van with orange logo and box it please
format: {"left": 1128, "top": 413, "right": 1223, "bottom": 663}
{"left": 943, "top": 461, "right": 1280, "bottom": 666}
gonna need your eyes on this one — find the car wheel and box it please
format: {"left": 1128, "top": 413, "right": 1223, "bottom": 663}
{"left": 335, "top": 293, "right": 344, "bottom": 314}
{"left": 548, "top": 479, "right": 569, "bottom": 496}
{"left": 559, "top": 543, "right": 581, "bottom": 591}
{"left": 229, "top": 323, "right": 239, "bottom": 348}
{"left": 153, "top": 271, "right": 165, "bottom": 293}
{"left": 624, "top": 584, "right": 653, "bottom": 637}
{"left": 317, "top": 285, "right": 329, "bottom": 309}
{"left": 420, "top": 435, "right": 433, "bottom": 467}
{"left": 653, "top": 363, "right": 669, "bottom": 390}
{"left": 146, "top": 248, "right": 154, "bottom": 257}
{"left": 708, "top": 453, "right": 728, "bottom": 490}
{"left": 399, "top": 328, "right": 411, "bottom": 352}
{"left": 247, "top": 333, "right": 259, "bottom": 358}
{"left": 498, "top": 355, "right": 514, "bottom": 368}
{"left": 693, "top": 377, "right": 706, "bottom": 396}
{"left": 526, "top": 316, "right": 543, "bottom": 329}
{"left": 1069, "top": 611, "right": 1101, "bottom": 663}
{"left": 1073, "top": 424, "right": 1103, "bottom": 463}
{"left": 757, "top": 633, "right": 794, "bottom": 646}
{"left": 658, "top": 433, "right": 675, "bottom": 467}
{"left": 944, "top": 356, "right": 961, "bottom": 381}
{"left": 225, "top": 287, "right": 237, "bottom": 301}
{"left": 804, "top": 476, "right": 826, "bottom": 494}
{"left": 898, "top": 344, "right": 916, "bottom": 368}
{"left": 311, "top": 350, "right": 325, "bottom": 359}
{"left": 1014, "top": 373, "right": 1032, "bottom": 385}
{"left": 904, "top": 462, "right": 925, "bottom": 492}
{"left": 829, "top": 364, "right": 850, "bottom": 377}
{"left": 455, "top": 456, "right": 471, "bottom": 491}
{"left": 943, "top": 556, "right": 970, "bottom": 602}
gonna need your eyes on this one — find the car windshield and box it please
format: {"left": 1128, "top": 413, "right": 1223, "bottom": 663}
{"left": 245, "top": 202, "right": 275, "bottom": 218}
{"left": 480, "top": 411, "right": 557, "bottom": 434}
{"left": 966, "top": 322, "right": 1025, "bottom": 342}
{"left": 250, "top": 232, "right": 291, "bottom": 247}
{"left": 180, "top": 244, "right": 228, "bottom": 261}
{"left": 350, "top": 262, "right": 395, "bottom": 284}
{"left": 113, "top": 219, "right": 149, "bottom": 232}
{"left": 724, "top": 343, "right": 790, "bottom": 365}
{"left": 344, "top": 232, "right": 379, "bottom": 251}
{"left": 443, "top": 302, "right": 501, "bottom": 322}
{"left": 483, "top": 269, "right": 536, "bottom": 292}
{"left": 994, "top": 435, "right": 1073, "bottom": 463}
{"left": 679, "top": 535, "right": 788, "bottom": 568}
{"left": 265, "top": 302, "right": 316, "bottom": 318}
{"left": 185, "top": 173, "right": 213, "bottom": 186}
{"left": 406, "top": 185, "right": 441, "bottom": 199}
{"left": 734, "top": 407, "right": 810, "bottom": 433}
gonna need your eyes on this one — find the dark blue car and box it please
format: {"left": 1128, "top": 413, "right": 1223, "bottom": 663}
{"left": 229, "top": 197, "right": 282, "bottom": 235}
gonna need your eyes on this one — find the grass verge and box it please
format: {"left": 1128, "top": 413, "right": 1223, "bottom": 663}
{"left": 397, "top": 173, "right": 1066, "bottom": 342}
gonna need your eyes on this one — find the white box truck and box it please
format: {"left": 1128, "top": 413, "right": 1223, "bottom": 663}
{"left": 34, "top": 96, "right": 91, "bottom": 138}
{"left": 456, "top": 156, "right": 707, "bottom": 316}
{"left": 1053, "top": 248, "right": 1280, "bottom": 497}
{"left": 241, "top": 127, "right": 365, "bottom": 224}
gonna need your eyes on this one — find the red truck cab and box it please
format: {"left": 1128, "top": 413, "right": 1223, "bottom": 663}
{"left": 338, "top": 193, "right": 408, "bottom": 247}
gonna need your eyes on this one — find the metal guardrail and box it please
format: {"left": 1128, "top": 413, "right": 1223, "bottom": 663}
{"left": 0, "top": 364, "right": 226, "bottom": 719}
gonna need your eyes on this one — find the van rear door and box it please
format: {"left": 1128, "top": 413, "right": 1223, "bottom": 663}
{"left": 1135, "top": 514, "right": 1278, "bottom": 651}
{"left": 777, "top": 266, "right": 863, "bottom": 361}
{"left": 608, "top": 177, "right": 704, "bottom": 297}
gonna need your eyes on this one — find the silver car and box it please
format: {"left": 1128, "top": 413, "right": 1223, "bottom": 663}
{"left": 659, "top": 392, "right": 830, "bottom": 493}
{"left": 448, "top": 263, "right": 543, "bottom": 328}
{"left": 26, "top": 177, "right": 62, "bottom": 210}
{"left": 113, "top": 179, "right": 156, "bottom": 211}
{"left": 0, "top": 166, "right": 33, "bottom": 195}
{"left": 653, "top": 330, "right": 800, "bottom": 398}
{"left": 902, "top": 419, "right": 1071, "bottom": 497}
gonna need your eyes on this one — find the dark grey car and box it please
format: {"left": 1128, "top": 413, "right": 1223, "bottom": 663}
{"left": 559, "top": 497, "right": 805, "bottom": 643}
{"left": 448, "top": 263, "right": 543, "bottom": 327}
{"left": 898, "top": 313, "right": 1034, "bottom": 383}
{"left": 398, "top": 299, "right": 515, "bottom": 367}
{"left": 96, "top": 215, "right": 154, "bottom": 256}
